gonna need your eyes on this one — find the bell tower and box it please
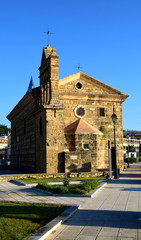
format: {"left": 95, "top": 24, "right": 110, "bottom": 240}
{"left": 36, "top": 45, "right": 66, "bottom": 173}
{"left": 38, "top": 45, "right": 59, "bottom": 105}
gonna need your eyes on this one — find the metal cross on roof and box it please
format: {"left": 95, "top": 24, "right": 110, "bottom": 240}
{"left": 44, "top": 30, "right": 53, "bottom": 45}
{"left": 76, "top": 64, "right": 82, "bottom": 72}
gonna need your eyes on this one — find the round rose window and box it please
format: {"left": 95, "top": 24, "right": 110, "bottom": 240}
{"left": 74, "top": 106, "right": 86, "bottom": 118}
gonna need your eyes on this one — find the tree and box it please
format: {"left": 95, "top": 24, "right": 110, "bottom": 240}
{"left": 0, "top": 124, "right": 11, "bottom": 135}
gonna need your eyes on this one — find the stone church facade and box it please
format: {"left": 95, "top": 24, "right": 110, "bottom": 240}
{"left": 7, "top": 45, "right": 128, "bottom": 173}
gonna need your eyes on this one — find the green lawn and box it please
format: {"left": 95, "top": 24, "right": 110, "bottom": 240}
{"left": 0, "top": 202, "right": 69, "bottom": 240}
{"left": 19, "top": 176, "right": 106, "bottom": 184}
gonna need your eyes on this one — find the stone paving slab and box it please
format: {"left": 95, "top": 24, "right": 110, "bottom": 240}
{"left": 0, "top": 163, "right": 141, "bottom": 240}
{"left": 46, "top": 163, "right": 141, "bottom": 240}
{"left": 0, "top": 181, "right": 88, "bottom": 205}
{"left": 0, "top": 181, "right": 106, "bottom": 207}
{"left": 0, "top": 174, "right": 106, "bottom": 240}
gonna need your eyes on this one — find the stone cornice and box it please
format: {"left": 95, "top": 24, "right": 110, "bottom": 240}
{"left": 60, "top": 93, "right": 128, "bottom": 102}
{"left": 34, "top": 104, "right": 64, "bottom": 115}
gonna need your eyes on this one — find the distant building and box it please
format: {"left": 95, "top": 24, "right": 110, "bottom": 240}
{"left": 7, "top": 44, "right": 128, "bottom": 173}
{"left": 0, "top": 136, "right": 8, "bottom": 149}
{"left": 124, "top": 130, "right": 141, "bottom": 139}
{"left": 7, "top": 134, "right": 11, "bottom": 161}
{"left": 123, "top": 137, "right": 141, "bottom": 160}
{"left": 0, "top": 136, "right": 8, "bottom": 161}
{"left": 133, "top": 135, "right": 141, "bottom": 140}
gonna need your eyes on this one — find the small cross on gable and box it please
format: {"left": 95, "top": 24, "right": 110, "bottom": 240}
{"left": 44, "top": 30, "right": 53, "bottom": 45}
{"left": 76, "top": 64, "right": 82, "bottom": 72}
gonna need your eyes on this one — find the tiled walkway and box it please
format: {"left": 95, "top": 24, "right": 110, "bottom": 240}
{"left": 0, "top": 163, "right": 141, "bottom": 239}
{"left": 0, "top": 181, "right": 87, "bottom": 206}
{"left": 46, "top": 163, "right": 141, "bottom": 240}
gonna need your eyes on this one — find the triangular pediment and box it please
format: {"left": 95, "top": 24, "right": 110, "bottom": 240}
{"left": 59, "top": 72, "right": 128, "bottom": 97}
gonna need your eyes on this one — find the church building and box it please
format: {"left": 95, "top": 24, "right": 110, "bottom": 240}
{"left": 7, "top": 44, "right": 128, "bottom": 173}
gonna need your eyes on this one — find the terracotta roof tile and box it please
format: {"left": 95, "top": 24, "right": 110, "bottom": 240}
{"left": 64, "top": 119, "right": 103, "bottom": 134}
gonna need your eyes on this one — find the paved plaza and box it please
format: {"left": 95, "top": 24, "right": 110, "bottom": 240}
{"left": 0, "top": 163, "right": 141, "bottom": 239}
{"left": 0, "top": 180, "right": 88, "bottom": 206}
{"left": 46, "top": 163, "right": 141, "bottom": 240}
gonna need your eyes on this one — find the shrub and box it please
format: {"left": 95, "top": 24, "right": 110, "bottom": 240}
{"left": 63, "top": 177, "right": 70, "bottom": 187}
{"left": 128, "top": 157, "right": 138, "bottom": 164}
{"left": 79, "top": 180, "right": 100, "bottom": 193}
{"left": 67, "top": 184, "right": 82, "bottom": 194}
{"left": 36, "top": 180, "right": 101, "bottom": 195}
{"left": 37, "top": 183, "right": 49, "bottom": 191}
{"left": 80, "top": 184, "right": 92, "bottom": 193}
{"left": 36, "top": 183, "right": 69, "bottom": 194}
{"left": 50, "top": 186, "right": 69, "bottom": 194}
{"left": 74, "top": 188, "right": 87, "bottom": 194}
{"left": 84, "top": 180, "right": 100, "bottom": 189}
{"left": 100, "top": 126, "right": 108, "bottom": 139}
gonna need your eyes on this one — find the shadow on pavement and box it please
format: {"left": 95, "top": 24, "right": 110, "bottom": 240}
{"left": 108, "top": 163, "right": 141, "bottom": 185}
{"left": 64, "top": 208, "right": 141, "bottom": 229}
{"left": 108, "top": 178, "right": 141, "bottom": 185}
{"left": 18, "top": 187, "right": 90, "bottom": 198}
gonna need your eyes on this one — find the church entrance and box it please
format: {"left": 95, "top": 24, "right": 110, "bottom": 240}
{"left": 58, "top": 152, "right": 65, "bottom": 173}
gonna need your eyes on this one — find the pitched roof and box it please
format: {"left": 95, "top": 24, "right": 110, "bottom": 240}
{"left": 59, "top": 72, "right": 128, "bottom": 98}
{"left": 64, "top": 119, "right": 103, "bottom": 134}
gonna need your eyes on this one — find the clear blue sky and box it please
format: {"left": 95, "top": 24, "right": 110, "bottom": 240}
{"left": 0, "top": 0, "right": 141, "bottom": 130}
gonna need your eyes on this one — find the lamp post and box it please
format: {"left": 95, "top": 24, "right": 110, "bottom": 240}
{"left": 111, "top": 110, "right": 119, "bottom": 179}
{"left": 126, "top": 134, "right": 130, "bottom": 168}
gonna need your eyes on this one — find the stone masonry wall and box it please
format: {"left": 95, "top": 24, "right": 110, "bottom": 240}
{"left": 35, "top": 108, "right": 47, "bottom": 173}
{"left": 46, "top": 106, "right": 66, "bottom": 173}
{"left": 59, "top": 78, "right": 124, "bottom": 171}
{"left": 10, "top": 95, "right": 36, "bottom": 172}
{"left": 65, "top": 133, "right": 107, "bottom": 173}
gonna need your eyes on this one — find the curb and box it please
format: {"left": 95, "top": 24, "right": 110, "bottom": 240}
{"left": 9, "top": 180, "right": 37, "bottom": 187}
{"left": 27, "top": 205, "right": 79, "bottom": 240}
{"left": 88, "top": 181, "right": 107, "bottom": 198}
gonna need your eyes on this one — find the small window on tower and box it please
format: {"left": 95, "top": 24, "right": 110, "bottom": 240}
{"left": 100, "top": 108, "right": 105, "bottom": 117}
{"left": 82, "top": 143, "right": 89, "bottom": 150}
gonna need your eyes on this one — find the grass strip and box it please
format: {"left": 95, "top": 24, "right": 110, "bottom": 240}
{"left": 18, "top": 176, "right": 105, "bottom": 184}
{"left": 0, "top": 202, "right": 69, "bottom": 240}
